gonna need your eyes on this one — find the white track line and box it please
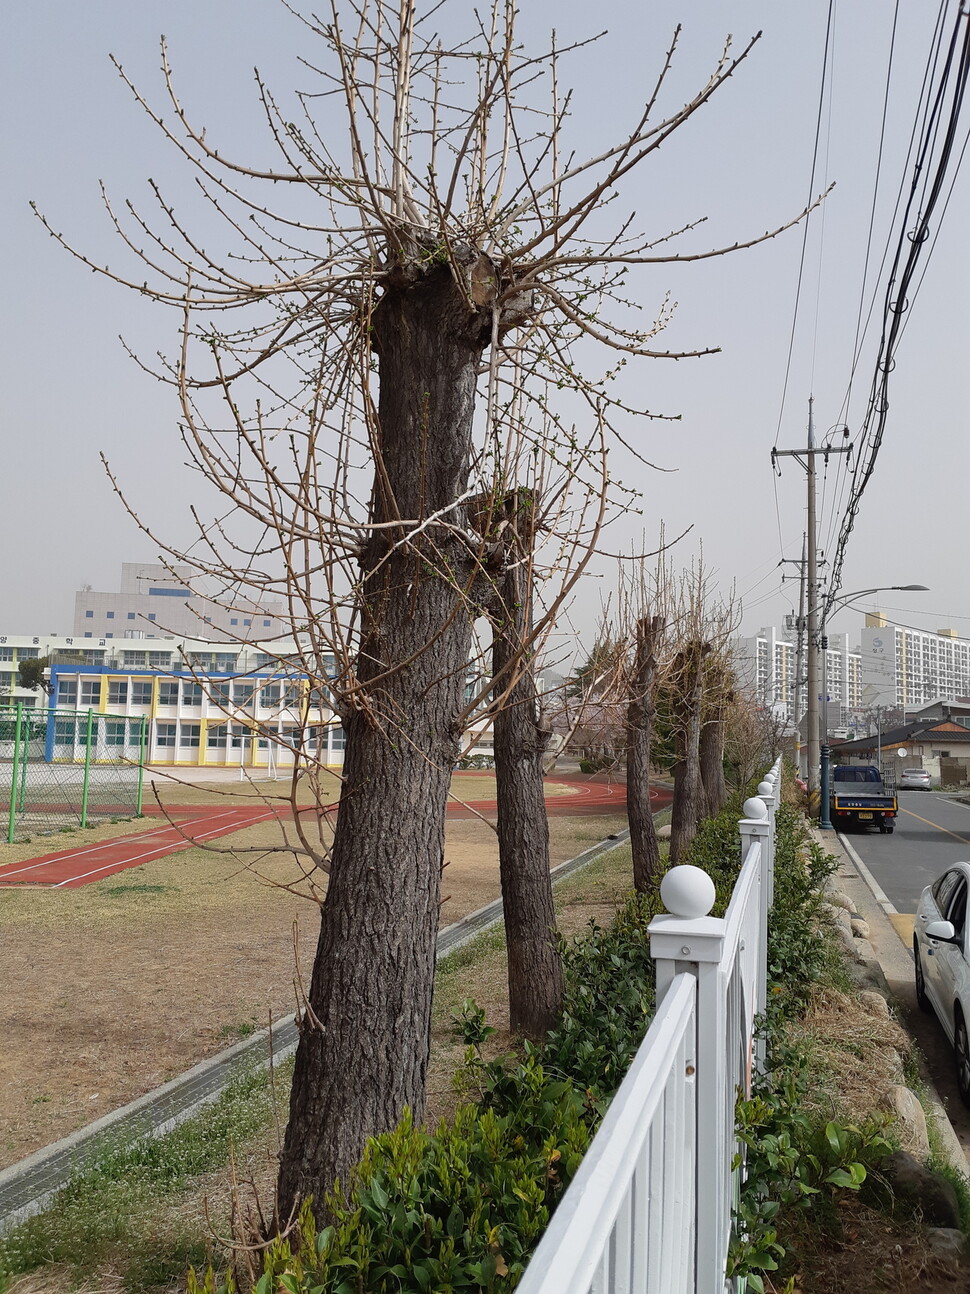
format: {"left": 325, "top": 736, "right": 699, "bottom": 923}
{"left": 53, "top": 810, "right": 277, "bottom": 887}
{"left": 0, "top": 809, "right": 244, "bottom": 879}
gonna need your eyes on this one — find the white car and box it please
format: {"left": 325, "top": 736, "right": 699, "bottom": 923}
{"left": 915, "top": 862, "right": 970, "bottom": 1104}
{"left": 900, "top": 768, "right": 932, "bottom": 790}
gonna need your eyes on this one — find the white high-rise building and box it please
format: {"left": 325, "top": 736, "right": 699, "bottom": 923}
{"left": 734, "top": 626, "right": 861, "bottom": 725}
{"left": 860, "top": 615, "right": 970, "bottom": 709}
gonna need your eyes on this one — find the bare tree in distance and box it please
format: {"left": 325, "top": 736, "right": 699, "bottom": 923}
{"left": 667, "top": 564, "right": 737, "bottom": 862}
{"left": 35, "top": 0, "right": 827, "bottom": 1214}
{"left": 615, "top": 555, "right": 675, "bottom": 891}
{"left": 699, "top": 652, "right": 733, "bottom": 816}
{"left": 481, "top": 487, "right": 564, "bottom": 1039}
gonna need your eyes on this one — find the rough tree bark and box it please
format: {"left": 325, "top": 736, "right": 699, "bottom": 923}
{"left": 626, "top": 614, "right": 664, "bottom": 892}
{"left": 488, "top": 504, "right": 564, "bottom": 1039}
{"left": 699, "top": 690, "right": 731, "bottom": 818}
{"left": 277, "top": 255, "right": 496, "bottom": 1217}
{"left": 669, "top": 641, "right": 711, "bottom": 864}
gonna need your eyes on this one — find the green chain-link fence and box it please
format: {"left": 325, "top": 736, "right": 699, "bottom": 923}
{"left": 1, "top": 706, "right": 147, "bottom": 843}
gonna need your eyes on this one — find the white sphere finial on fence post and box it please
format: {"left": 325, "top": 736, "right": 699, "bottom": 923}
{"left": 742, "top": 796, "right": 769, "bottom": 821}
{"left": 660, "top": 865, "right": 716, "bottom": 919}
{"left": 757, "top": 780, "right": 773, "bottom": 798}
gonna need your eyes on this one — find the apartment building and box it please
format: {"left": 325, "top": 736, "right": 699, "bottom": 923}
{"left": 734, "top": 626, "right": 861, "bottom": 725}
{"left": 73, "top": 563, "right": 287, "bottom": 643}
{"left": 860, "top": 615, "right": 970, "bottom": 709}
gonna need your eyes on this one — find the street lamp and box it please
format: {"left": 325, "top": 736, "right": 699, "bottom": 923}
{"left": 817, "top": 585, "right": 929, "bottom": 830}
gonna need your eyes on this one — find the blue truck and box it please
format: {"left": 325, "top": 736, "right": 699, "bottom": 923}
{"left": 830, "top": 765, "right": 898, "bottom": 833}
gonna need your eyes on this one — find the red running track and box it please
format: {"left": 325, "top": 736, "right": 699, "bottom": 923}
{"left": 0, "top": 778, "right": 670, "bottom": 890}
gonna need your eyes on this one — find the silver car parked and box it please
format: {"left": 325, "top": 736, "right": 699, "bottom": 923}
{"left": 915, "top": 863, "right": 970, "bottom": 1103}
{"left": 900, "top": 767, "right": 932, "bottom": 790}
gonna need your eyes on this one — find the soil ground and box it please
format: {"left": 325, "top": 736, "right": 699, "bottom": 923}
{"left": 0, "top": 769, "right": 628, "bottom": 1170}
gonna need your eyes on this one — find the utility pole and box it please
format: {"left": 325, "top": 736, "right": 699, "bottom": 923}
{"left": 779, "top": 533, "right": 808, "bottom": 778}
{"left": 794, "top": 532, "right": 807, "bottom": 778}
{"left": 772, "top": 399, "right": 851, "bottom": 813}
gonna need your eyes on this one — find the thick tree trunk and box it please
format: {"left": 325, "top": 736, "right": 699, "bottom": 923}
{"left": 669, "top": 644, "right": 709, "bottom": 864}
{"left": 277, "top": 260, "right": 492, "bottom": 1218}
{"left": 490, "top": 558, "right": 564, "bottom": 1039}
{"left": 699, "top": 708, "right": 728, "bottom": 818}
{"left": 626, "top": 614, "right": 663, "bottom": 893}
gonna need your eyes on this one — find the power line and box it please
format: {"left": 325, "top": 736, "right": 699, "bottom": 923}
{"left": 772, "top": 0, "right": 837, "bottom": 455}
{"left": 825, "top": 1, "right": 970, "bottom": 618}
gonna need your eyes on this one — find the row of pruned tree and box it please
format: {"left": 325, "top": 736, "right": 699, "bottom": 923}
{"left": 553, "top": 559, "right": 743, "bottom": 890}
{"left": 41, "top": 0, "right": 817, "bottom": 1229}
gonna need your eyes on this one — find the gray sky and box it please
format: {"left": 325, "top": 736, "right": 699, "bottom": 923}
{"left": 2, "top": 1, "right": 966, "bottom": 646}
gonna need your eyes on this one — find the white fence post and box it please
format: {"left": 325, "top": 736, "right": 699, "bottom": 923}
{"left": 649, "top": 867, "right": 727, "bottom": 1290}
{"left": 757, "top": 757, "right": 781, "bottom": 906}
{"left": 740, "top": 798, "right": 771, "bottom": 1074}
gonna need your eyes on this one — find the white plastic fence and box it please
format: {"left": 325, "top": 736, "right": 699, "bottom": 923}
{"left": 517, "top": 758, "right": 782, "bottom": 1294}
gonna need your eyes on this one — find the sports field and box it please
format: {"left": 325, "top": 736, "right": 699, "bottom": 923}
{"left": 0, "top": 770, "right": 653, "bottom": 1169}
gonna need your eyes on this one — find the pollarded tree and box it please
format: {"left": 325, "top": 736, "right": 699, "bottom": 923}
{"left": 38, "top": 0, "right": 821, "bottom": 1213}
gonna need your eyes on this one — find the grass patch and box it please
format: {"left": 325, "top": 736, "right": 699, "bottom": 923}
{"left": 0, "top": 1062, "right": 290, "bottom": 1292}
{"left": 101, "top": 883, "right": 178, "bottom": 897}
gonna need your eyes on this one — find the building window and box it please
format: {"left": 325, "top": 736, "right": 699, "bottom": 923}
{"left": 179, "top": 723, "right": 201, "bottom": 748}
{"left": 155, "top": 722, "right": 177, "bottom": 747}
{"left": 243, "top": 619, "right": 251, "bottom": 627}
{"left": 131, "top": 680, "right": 152, "bottom": 706}
{"left": 105, "top": 721, "right": 127, "bottom": 746}
{"left": 158, "top": 681, "right": 180, "bottom": 706}
{"left": 0, "top": 648, "right": 11, "bottom": 663}
{"left": 148, "top": 613, "right": 157, "bottom": 622}
{"left": 182, "top": 681, "right": 204, "bottom": 706}
{"left": 54, "top": 719, "right": 77, "bottom": 745}
{"left": 80, "top": 680, "right": 101, "bottom": 707}
{"left": 85, "top": 610, "right": 94, "bottom": 619}
{"left": 84, "top": 632, "right": 92, "bottom": 639}
{"left": 58, "top": 679, "right": 78, "bottom": 706}
{"left": 212, "top": 682, "right": 231, "bottom": 707}
{"left": 127, "top": 612, "right": 136, "bottom": 620}
{"left": 106, "top": 611, "right": 115, "bottom": 620}
{"left": 206, "top": 724, "right": 228, "bottom": 748}
{"left": 230, "top": 618, "right": 239, "bottom": 626}
{"left": 261, "top": 684, "right": 281, "bottom": 706}
{"left": 263, "top": 620, "right": 271, "bottom": 628}
{"left": 108, "top": 681, "right": 128, "bottom": 706}
{"left": 330, "top": 725, "right": 346, "bottom": 750}
{"left": 123, "top": 652, "right": 147, "bottom": 666}
{"left": 148, "top": 652, "right": 171, "bottom": 668}
{"left": 233, "top": 683, "right": 255, "bottom": 704}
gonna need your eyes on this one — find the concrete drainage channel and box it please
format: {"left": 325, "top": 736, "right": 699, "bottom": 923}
{"left": 0, "top": 827, "right": 633, "bottom": 1232}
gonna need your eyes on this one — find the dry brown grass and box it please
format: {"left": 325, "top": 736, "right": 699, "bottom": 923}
{"left": 0, "top": 808, "right": 626, "bottom": 1170}
{"left": 771, "top": 1193, "right": 970, "bottom": 1292}
{"left": 790, "top": 985, "right": 913, "bottom": 1140}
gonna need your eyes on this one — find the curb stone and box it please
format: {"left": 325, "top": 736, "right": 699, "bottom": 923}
{"left": 0, "top": 826, "right": 634, "bottom": 1233}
